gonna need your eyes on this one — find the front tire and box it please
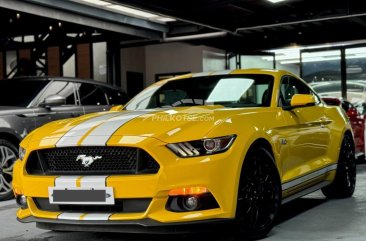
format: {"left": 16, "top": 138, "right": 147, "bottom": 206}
{"left": 235, "top": 146, "right": 281, "bottom": 239}
{"left": 0, "top": 139, "right": 18, "bottom": 201}
{"left": 321, "top": 135, "right": 356, "bottom": 198}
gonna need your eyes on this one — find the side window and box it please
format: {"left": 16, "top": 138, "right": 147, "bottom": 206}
{"left": 77, "top": 83, "right": 108, "bottom": 106}
{"left": 36, "top": 81, "right": 76, "bottom": 106}
{"left": 279, "top": 76, "right": 315, "bottom": 107}
{"left": 102, "top": 88, "right": 129, "bottom": 105}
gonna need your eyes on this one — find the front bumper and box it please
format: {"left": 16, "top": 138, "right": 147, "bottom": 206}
{"left": 19, "top": 216, "right": 233, "bottom": 234}
{"left": 13, "top": 136, "right": 244, "bottom": 227}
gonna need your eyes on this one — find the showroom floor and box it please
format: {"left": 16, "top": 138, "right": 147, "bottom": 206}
{"left": 1, "top": 164, "right": 365, "bottom": 241}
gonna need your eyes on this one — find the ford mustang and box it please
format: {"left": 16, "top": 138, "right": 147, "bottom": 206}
{"left": 12, "top": 69, "right": 356, "bottom": 239}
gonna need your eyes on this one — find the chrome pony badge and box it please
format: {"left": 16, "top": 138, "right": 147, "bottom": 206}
{"left": 76, "top": 155, "right": 102, "bottom": 167}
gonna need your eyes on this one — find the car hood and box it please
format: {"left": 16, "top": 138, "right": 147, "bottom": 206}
{"left": 29, "top": 106, "right": 251, "bottom": 144}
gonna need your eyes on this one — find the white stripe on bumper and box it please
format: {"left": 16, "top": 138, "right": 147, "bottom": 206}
{"left": 80, "top": 176, "right": 108, "bottom": 188}
{"left": 54, "top": 176, "right": 80, "bottom": 188}
{"left": 58, "top": 212, "right": 84, "bottom": 220}
{"left": 82, "top": 213, "right": 112, "bottom": 221}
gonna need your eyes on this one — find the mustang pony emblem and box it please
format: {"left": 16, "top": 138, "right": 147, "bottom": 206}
{"left": 76, "top": 155, "right": 102, "bottom": 167}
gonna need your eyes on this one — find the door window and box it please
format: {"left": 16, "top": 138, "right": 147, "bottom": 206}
{"left": 103, "top": 88, "right": 129, "bottom": 105}
{"left": 77, "top": 83, "right": 108, "bottom": 106}
{"left": 279, "top": 76, "right": 320, "bottom": 107}
{"left": 35, "top": 81, "right": 76, "bottom": 106}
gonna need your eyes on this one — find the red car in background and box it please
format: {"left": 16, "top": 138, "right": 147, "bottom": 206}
{"left": 322, "top": 97, "right": 365, "bottom": 161}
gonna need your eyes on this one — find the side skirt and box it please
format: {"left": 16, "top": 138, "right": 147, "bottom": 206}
{"left": 281, "top": 181, "right": 330, "bottom": 204}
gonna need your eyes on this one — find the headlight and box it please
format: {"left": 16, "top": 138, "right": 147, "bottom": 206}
{"left": 167, "top": 135, "right": 236, "bottom": 158}
{"left": 19, "top": 146, "right": 26, "bottom": 161}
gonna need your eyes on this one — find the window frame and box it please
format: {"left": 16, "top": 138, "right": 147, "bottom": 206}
{"left": 278, "top": 75, "right": 321, "bottom": 107}
{"left": 76, "top": 82, "right": 110, "bottom": 106}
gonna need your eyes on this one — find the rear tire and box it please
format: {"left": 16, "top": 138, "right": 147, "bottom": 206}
{"left": 0, "top": 139, "right": 18, "bottom": 201}
{"left": 235, "top": 146, "right": 281, "bottom": 240}
{"left": 321, "top": 135, "right": 356, "bottom": 198}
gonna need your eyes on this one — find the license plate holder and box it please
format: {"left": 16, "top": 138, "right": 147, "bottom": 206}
{"left": 48, "top": 187, "right": 114, "bottom": 205}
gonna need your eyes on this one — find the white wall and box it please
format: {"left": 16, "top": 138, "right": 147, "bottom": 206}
{"left": 120, "top": 43, "right": 226, "bottom": 90}
{"left": 145, "top": 42, "right": 203, "bottom": 86}
{"left": 202, "top": 46, "right": 226, "bottom": 72}
{"left": 92, "top": 42, "right": 107, "bottom": 82}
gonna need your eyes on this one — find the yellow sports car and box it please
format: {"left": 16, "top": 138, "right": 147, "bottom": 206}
{"left": 13, "top": 69, "right": 356, "bottom": 239}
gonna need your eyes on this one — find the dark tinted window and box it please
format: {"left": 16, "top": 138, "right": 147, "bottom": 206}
{"left": 78, "top": 83, "right": 107, "bottom": 105}
{"left": 0, "top": 79, "right": 48, "bottom": 107}
{"left": 36, "top": 81, "right": 76, "bottom": 106}
{"left": 103, "top": 88, "right": 129, "bottom": 105}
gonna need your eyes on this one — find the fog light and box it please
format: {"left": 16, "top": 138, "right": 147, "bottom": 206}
{"left": 16, "top": 195, "right": 27, "bottom": 209}
{"left": 183, "top": 196, "right": 199, "bottom": 211}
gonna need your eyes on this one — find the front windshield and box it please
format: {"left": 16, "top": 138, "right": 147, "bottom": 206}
{"left": 125, "top": 74, "right": 274, "bottom": 110}
{"left": 0, "top": 79, "right": 48, "bottom": 107}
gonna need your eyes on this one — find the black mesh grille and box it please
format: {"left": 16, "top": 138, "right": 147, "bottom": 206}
{"left": 33, "top": 198, "right": 151, "bottom": 213}
{"left": 26, "top": 146, "right": 159, "bottom": 175}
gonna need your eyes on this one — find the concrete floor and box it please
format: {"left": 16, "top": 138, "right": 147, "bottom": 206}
{"left": 1, "top": 164, "right": 365, "bottom": 241}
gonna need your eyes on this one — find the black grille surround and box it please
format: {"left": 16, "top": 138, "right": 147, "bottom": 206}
{"left": 26, "top": 146, "right": 160, "bottom": 175}
{"left": 33, "top": 198, "right": 152, "bottom": 213}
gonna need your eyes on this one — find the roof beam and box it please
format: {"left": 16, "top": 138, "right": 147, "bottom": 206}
{"left": 1, "top": 0, "right": 165, "bottom": 39}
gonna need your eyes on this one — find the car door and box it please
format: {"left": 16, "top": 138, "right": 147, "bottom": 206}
{"left": 278, "top": 76, "right": 331, "bottom": 193}
{"left": 76, "top": 82, "right": 110, "bottom": 114}
{"left": 31, "top": 80, "right": 82, "bottom": 128}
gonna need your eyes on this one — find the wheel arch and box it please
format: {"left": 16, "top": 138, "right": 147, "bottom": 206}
{"left": 0, "top": 128, "right": 22, "bottom": 148}
{"left": 236, "top": 137, "right": 280, "bottom": 194}
{"left": 240, "top": 138, "right": 278, "bottom": 172}
{"left": 344, "top": 129, "right": 354, "bottom": 145}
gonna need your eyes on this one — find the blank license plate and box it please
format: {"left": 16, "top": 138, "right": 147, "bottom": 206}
{"left": 49, "top": 187, "right": 114, "bottom": 205}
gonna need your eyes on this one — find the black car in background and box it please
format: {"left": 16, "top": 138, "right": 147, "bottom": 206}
{"left": 0, "top": 77, "right": 128, "bottom": 200}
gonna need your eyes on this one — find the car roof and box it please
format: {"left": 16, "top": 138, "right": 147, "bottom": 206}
{"left": 5, "top": 76, "right": 121, "bottom": 91}
{"left": 162, "top": 68, "right": 293, "bottom": 82}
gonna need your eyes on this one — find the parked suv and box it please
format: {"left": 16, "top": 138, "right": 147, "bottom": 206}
{"left": 0, "top": 76, "right": 128, "bottom": 200}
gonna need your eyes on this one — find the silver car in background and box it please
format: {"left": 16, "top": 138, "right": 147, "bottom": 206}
{"left": 0, "top": 77, "right": 128, "bottom": 200}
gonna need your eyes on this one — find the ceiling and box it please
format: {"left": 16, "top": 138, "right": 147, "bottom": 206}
{"left": 2, "top": 0, "right": 366, "bottom": 52}
{"left": 116, "top": 0, "right": 366, "bottom": 51}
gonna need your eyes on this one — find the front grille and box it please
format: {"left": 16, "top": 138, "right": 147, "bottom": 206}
{"left": 33, "top": 198, "right": 151, "bottom": 213}
{"left": 26, "top": 146, "right": 160, "bottom": 175}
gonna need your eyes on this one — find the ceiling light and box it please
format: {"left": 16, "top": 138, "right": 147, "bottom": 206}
{"left": 267, "top": 0, "right": 287, "bottom": 3}
{"left": 77, "top": 0, "right": 176, "bottom": 23}
{"left": 151, "top": 17, "right": 176, "bottom": 22}
{"left": 79, "top": 0, "right": 110, "bottom": 6}
{"left": 107, "top": 4, "right": 157, "bottom": 18}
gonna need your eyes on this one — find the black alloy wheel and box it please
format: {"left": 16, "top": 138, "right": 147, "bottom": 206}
{"left": 236, "top": 146, "right": 281, "bottom": 239}
{"left": 322, "top": 135, "right": 356, "bottom": 198}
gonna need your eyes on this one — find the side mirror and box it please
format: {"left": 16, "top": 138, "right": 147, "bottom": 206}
{"left": 40, "top": 95, "right": 66, "bottom": 108}
{"left": 109, "top": 105, "right": 124, "bottom": 111}
{"left": 284, "top": 94, "right": 316, "bottom": 110}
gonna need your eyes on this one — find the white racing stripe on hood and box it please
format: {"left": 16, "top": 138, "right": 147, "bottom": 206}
{"left": 81, "top": 110, "right": 152, "bottom": 146}
{"left": 55, "top": 112, "right": 122, "bottom": 147}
